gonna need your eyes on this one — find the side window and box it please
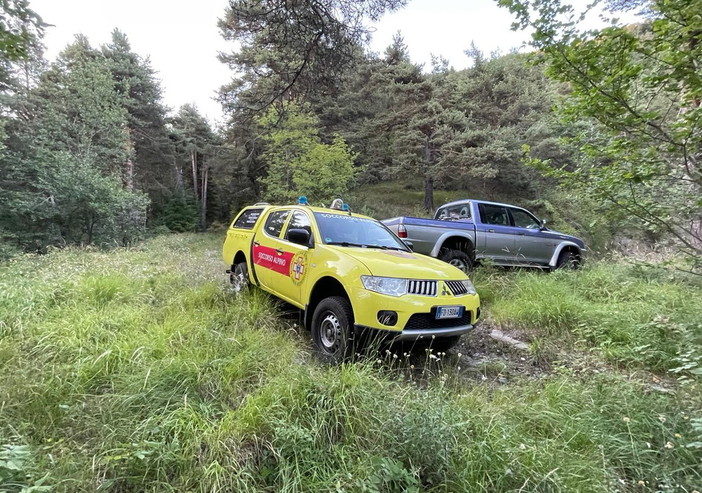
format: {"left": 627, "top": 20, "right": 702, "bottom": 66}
{"left": 264, "top": 210, "right": 290, "bottom": 238}
{"left": 510, "top": 208, "right": 540, "bottom": 229}
{"left": 284, "top": 211, "right": 312, "bottom": 240}
{"left": 478, "top": 204, "right": 510, "bottom": 226}
{"left": 233, "top": 208, "right": 263, "bottom": 229}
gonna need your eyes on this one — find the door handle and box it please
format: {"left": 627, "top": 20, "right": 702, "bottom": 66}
{"left": 275, "top": 248, "right": 284, "bottom": 255}
{"left": 253, "top": 241, "right": 260, "bottom": 247}
{"left": 488, "top": 229, "right": 495, "bottom": 233}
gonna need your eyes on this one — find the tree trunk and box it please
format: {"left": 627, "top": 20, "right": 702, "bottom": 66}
{"left": 87, "top": 213, "right": 95, "bottom": 245}
{"left": 424, "top": 175, "right": 434, "bottom": 212}
{"left": 691, "top": 219, "right": 702, "bottom": 251}
{"left": 125, "top": 157, "right": 135, "bottom": 191}
{"left": 124, "top": 128, "right": 135, "bottom": 191}
{"left": 191, "top": 150, "right": 198, "bottom": 201}
{"left": 174, "top": 155, "right": 184, "bottom": 191}
{"left": 200, "top": 161, "right": 209, "bottom": 230}
{"left": 423, "top": 137, "right": 434, "bottom": 212}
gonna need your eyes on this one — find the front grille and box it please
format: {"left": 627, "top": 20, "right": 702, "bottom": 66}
{"left": 445, "top": 280, "right": 468, "bottom": 296}
{"left": 407, "top": 280, "right": 437, "bottom": 296}
{"left": 404, "top": 309, "right": 473, "bottom": 330}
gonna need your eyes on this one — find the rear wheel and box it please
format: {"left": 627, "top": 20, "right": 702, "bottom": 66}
{"left": 230, "top": 262, "right": 250, "bottom": 293}
{"left": 439, "top": 249, "right": 473, "bottom": 274}
{"left": 311, "top": 296, "right": 354, "bottom": 363}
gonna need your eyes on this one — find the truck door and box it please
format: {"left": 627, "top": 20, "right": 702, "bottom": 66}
{"left": 253, "top": 209, "right": 311, "bottom": 307}
{"left": 252, "top": 209, "right": 292, "bottom": 294}
{"left": 476, "top": 203, "right": 517, "bottom": 263}
{"left": 507, "top": 207, "right": 549, "bottom": 264}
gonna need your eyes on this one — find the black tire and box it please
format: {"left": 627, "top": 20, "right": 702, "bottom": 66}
{"left": 311, "top": 296, "right": 354, "bottom": 363}
{"left": 555, "top": 250, "right": 580, "bottom": 270}
{"left": 230, "top": 261, "right": 250, "bottom": 293}
{"left": 439, "top": 249, "right": 473, "bottom": 274}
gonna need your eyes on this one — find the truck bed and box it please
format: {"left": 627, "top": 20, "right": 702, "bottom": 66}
{"left": 383, "top": 216, "right": 476, "bottom": 257}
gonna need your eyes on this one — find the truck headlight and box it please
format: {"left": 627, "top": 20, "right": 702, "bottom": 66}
{"left": 361, "top": 276, "right": 407, "bottom": 297}
{"left": 461, "top": 279, "right": 477, "bottom": 295}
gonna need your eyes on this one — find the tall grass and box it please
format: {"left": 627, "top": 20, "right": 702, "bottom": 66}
{"left": 477, "top": 263, "right": 702, "bottom": 373}
{"left": 1, "top": 233, "right": 700, "bottom": 492}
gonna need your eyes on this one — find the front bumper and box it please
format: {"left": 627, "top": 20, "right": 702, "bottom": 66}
{"left": 349, "top": 283, "right": 480, "bottom": 340}
{"left": 356, "top": 322, "right": 475, "bottom": 341}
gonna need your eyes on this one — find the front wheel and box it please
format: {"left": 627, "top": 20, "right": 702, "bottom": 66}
{"left": 439, "top": 249, "right": 473, "bottom": 274}
{"left": 311, "top": 296, "right": 354, "bottom": 363}
{"left": 555, "top": 251, "right": 580, "bottom": 270}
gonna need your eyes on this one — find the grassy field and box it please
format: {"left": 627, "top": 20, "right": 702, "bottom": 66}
{"left": 1, "top": 232, "right": 701, "bottom": 492}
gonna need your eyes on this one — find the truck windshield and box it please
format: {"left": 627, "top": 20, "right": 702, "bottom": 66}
{"left": 435, "top": 204, "right": 471, "bottom": 221}
{"left": 314, "top": 213, "right": 409, "bottom": 251}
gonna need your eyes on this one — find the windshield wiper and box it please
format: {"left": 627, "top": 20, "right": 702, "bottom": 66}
{"left": 362, "top": 245, "right": 408, "bottom": 251}
{"left": 326, "top": 241, "right": 365, "bottom": 248}
{"left": 326, "top": 242, "right": 407, "bottom": 251}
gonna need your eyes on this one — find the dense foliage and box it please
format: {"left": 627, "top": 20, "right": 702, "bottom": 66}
{"left": 501, "top": 0, "right": 702, "bottom": 271}
{"left": 0, "top": 29, "right": 219, "bottom": 253}
{"left": 258, "top": 103, "right": 356, "bottom": 204}
{"left": 1, "top": 0, "right": 700, "bottom": 272}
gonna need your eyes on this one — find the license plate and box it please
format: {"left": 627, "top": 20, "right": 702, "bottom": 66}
{"left": 435, "top": 306, "right": 463, "bottom": 319}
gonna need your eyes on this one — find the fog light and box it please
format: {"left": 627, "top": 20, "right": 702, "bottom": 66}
{"left": 377, "top": 310, "right": 398, "bottom": 326}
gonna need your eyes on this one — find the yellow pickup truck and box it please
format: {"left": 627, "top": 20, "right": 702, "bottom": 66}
{"left": 223, "top": 199, "right": 481, "bottom": 361}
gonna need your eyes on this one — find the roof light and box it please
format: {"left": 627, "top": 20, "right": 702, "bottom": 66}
{"left": 330, "top": 198, "right": 344, "bottom": 210}
{"left": 298, "top": 196, "right": 309, "bottom": 205}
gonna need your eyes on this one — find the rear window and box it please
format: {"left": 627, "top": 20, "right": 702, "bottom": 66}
{"left": 233, "top": 208, "right": 264, "bottom": 229}
{"left": 436, "top": 204, "right": 471, "bottom": 221}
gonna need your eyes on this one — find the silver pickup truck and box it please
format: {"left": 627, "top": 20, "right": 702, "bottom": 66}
{"left": 382, "top": 199, "right": 586, "bottom": 273}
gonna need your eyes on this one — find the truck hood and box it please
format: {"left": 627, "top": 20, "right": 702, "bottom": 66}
{"left": 332, "top": 247, "right": 466, "bottom": 279}
{"left": 544, "top": 229, "right": 586, "bottom": 249}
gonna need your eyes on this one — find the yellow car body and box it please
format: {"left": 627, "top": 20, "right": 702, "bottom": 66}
{"left": 223, "top": 202, "right": 480, "bottom": 357}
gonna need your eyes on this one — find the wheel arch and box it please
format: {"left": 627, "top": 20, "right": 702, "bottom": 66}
{"left": 232, "top": 250, "right": 247, "bottom": 268}
{"left": 430, "top": 233, "right": 475, "bottom": 258}
{"left": 549, "top": 242, "right": 582, "bottom": 268}
{"left": 304, "top": 276, "right": 351, "bottom": 331}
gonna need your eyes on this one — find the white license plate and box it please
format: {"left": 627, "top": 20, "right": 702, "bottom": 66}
{"left": 435, "top": 306, "right": 464, "bottom": 319}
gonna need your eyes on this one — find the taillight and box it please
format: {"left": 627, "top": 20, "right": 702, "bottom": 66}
{"left": 398, "top": 224, "right": 407, "bottom": 238}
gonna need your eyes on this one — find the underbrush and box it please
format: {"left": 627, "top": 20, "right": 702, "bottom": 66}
{"left": 1, "top": 234, "right": 700, "bottom": 492}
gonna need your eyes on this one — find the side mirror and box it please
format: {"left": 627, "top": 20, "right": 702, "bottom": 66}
{"left": 288, "top": 228, "right": 312, "bottom": 247}
{"left": 539, "top": 219, "right": 548, "bottom": 230}
{"left": 403, "top": 240, "right": 414, "bottom": 251}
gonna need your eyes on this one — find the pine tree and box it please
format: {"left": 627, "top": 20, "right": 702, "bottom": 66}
{"left": 101, "top": 30, "right": 173, "bottom": 210}
{"left": 171, "top": 104, "right": 217, "bottom": 229}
